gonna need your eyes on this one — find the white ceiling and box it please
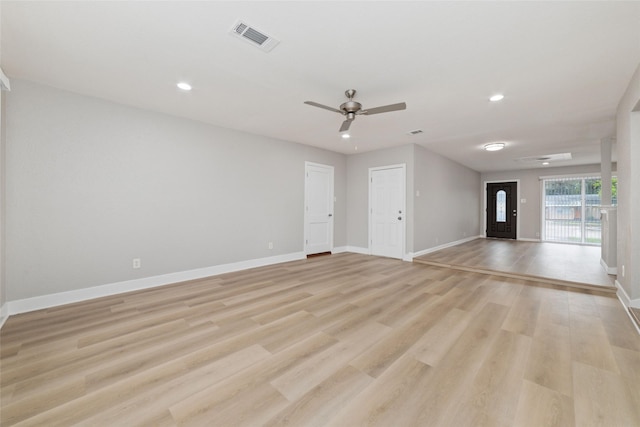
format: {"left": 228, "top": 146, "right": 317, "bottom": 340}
{"left": 2, "top": 1, "right": 639, "bottom": 172}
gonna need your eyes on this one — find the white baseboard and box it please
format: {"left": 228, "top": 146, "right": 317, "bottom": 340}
{"left": 600, "top": 258, "right": 618, "bottom": 275}
{"left": 6, "top": 251, "right": 306, "bottom": 316}
{"left": 0, "top": 302, "right": 8, "bottom": 330}
{"left": 616, "top": 280, "right": 640, "bottom": 308}
{"left": 410, "top": 235, "right": 482, "bottom": 259}
{"left": 341, "top": 246, "right": 369, "bottom": 255}
{"left": 616, "top": 280, "right": 640, "bottom": 335}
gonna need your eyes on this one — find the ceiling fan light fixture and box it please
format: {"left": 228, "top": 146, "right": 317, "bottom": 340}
{"left": 484, "top": 142, "right": 505, "bottom": 151}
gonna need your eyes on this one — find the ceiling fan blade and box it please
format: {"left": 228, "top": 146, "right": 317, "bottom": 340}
{"left": 304, "top": 101, "right": 343, "bottom": 114}
{"left": 339, "top": 119, "right": 352, "bottom": 133}
{"left": 361, "top": 102, "right": 407, "bottom": 115}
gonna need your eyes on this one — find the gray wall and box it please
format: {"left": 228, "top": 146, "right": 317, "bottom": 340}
{"left": 616, "top": 62, "right": 640, "bottom": 301}
{"left": 5, "top": 80, "right": 347, "bottom": 301}
{"left": 414, "top": 144, "right": 480, "bottom": 251}
{"left": 346, "top": 143, "right": 481, "bottom": 256}
{"left": 481, "top": 164, "right": 609, "bottom": 240}
{"left": 346, "top": 144, "right": 415, "bottom": 253}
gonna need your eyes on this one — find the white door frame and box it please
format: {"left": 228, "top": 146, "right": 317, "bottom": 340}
{"left": 369, "top": 164, "right": 406, "bottom": 259}
{"left": 304, "top": 161, "right": 334, "bottom": 255}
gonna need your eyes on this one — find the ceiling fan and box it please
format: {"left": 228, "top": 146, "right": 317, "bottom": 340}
{"left": 304, "top": 89, "right": 406, "bottom": 133}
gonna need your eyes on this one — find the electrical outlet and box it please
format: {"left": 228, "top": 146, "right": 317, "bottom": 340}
{"left": 622, "top": 265, "right": 625, "bottom": 277}
{"left": 132, "top": 258, "right": 141, "bottom": 269}
{"left": 268, "top": 242, "right": 273, "bottom": 250}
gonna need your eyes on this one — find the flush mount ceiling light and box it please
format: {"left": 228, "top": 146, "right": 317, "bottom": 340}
{"left": 489, "top": 94, "right": 504, "bottom": 102}
{"left": 341, "top": 133, "right": 351, "bottom": 139}
{"left": 177, "top": 82, "right": 192, "bottom": 91}
{"left": 484, "top": 142, "right": 505, "bottom": 151}
{"left": 542, "top": 162, "right": 550, "bottom": 166}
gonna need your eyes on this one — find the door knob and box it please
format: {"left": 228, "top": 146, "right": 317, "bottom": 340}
{"left": 328, "top": 213, "right": 333, "bottom": 217}
{"left": 398, "top": 216, "right": 402, "bottom": 220}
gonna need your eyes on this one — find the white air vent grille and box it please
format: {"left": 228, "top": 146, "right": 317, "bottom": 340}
{"left": 407, "top": 129, "right": 424, "bottom": 135}
{"left": 230, "top": 21, "right": 280, "bottom": 52}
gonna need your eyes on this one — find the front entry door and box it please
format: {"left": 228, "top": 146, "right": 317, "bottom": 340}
{"left": 370, "top": 165, "right": 406, "bottom": 259}
{"left": 304, "top": 162, "right": 334, "bottom": 255}
{"left": 486, "top": 182, "right": 517, "bottom": 239}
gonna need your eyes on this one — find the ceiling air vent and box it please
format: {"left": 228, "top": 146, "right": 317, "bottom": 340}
{"left": 407, "top": 129, "right": 424, "bottom": 135}
{"left": 230, "top": 21, "right": 280, "bottom": 52}
{"left": 514, "top": 152, "right": 572, "bottom": 163}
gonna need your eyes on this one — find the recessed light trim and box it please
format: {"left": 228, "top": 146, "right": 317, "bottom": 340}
{"left": 177, "top": 82, "right": 192, "bottom": 91}
{"left": 542, "top": 162, "right": 550, "bottom": 166}
{"left": 341, "top": 133, "right": 350, "bottom": 139}
{"left": 484, "top": 142, "right": 505, "bottom": 151}
{"left": 489, "top": 94, "right": 504, "bottom": 102}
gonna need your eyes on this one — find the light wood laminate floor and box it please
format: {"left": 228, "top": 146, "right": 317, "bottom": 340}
{"left": 1, "top": 253, "right": 639, "bottom": 426}
{"left": 414, "top": 238, "right": 616, "bottom": 291}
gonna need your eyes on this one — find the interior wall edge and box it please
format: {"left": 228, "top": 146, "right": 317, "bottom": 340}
{"left": 0, "top": 302, "right": 8, "bottom": 330}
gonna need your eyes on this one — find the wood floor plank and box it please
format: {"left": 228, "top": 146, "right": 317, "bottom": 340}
{"left": 326, "top": 354, "right": 433, "bottom": 427}
{"left": 265, "top": 365, "right": 373, "bottom": 427}
{"left": 1, "top": 252, "right": 638, "bottom": 426}
{"left": 525, "top": 322, "right": 573, "bottom": 397}
{"left": 572, "top": 361, "right": 640, "bottom": 426}
{"left": 512, "top": 380, "right": 575, "bottom": 427}
{"left": 569, "top": 311, "right": 620, "bottom": 373}
{"left": 75, "top": 344, "right": 271, "bottom": 427}
{"left": 448, "top": 329, "right": 532, "bottom": 424}
{"left": 271, "top": 320, "right": 390, "bottom": 401}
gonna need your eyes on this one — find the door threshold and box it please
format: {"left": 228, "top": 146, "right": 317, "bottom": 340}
{"left": 307, "top": 251, "right": 332, "bottom": 258}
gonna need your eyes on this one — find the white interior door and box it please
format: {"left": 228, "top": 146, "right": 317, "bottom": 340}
{"left": 304, "top": 162, "right": 334, "bottom": 255}
{"left": 370, "top": 165, "right": 406, "bottom": 259}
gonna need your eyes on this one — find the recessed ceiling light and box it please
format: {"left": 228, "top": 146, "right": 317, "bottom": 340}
{"left": 484, "top": 142, "right": 505, "bottom": 151}
{"left": 489, "top": 94, "right": 504, "bottom": 102}
{"left": 341, "top": 133, "right": 350, "bottom": 139}
{"left": 177, "top": 82, "right": 192, "bottom": 91}
{"left": 542, "top": 162, "right": 550, "bottom": 166}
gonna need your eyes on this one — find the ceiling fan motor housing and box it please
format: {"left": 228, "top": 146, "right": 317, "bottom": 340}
{"left": 340, "top": 100, "right": 362, "bottom": 116}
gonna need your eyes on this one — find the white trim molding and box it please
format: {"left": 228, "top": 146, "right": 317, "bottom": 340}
{"left": 616, "top": 281, "right": 640, "bottom": 335}
{"left": 0, "top": 67, "right": 10, "bottom": 91}
{"left": 517, "top": 237, "right": 542, "bottom": 243}
{"left": 0, "top": 303, "right": 8, "bottom": 330}
{"left": 5, "top": 251, "right": 306, "bottom": 316}
{"left": 616, "top": 280, "right": 633, "bottom": 307}
{"left": 410, "top": 235, "right": 482, "bottom": 259}
{"left": 600, "top": 259, "right": 617, "bottom": 275}
{"left": 339, "top": 246, "right": 369, "bottom": 255}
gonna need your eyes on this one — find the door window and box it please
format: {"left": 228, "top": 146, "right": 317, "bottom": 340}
{"left": 496, "top": 190, "right": 506, "bottom": 222}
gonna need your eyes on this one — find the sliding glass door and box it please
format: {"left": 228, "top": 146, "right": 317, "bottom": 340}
{"left": 542, "top": 176, "right": 616, "bottom": 245}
